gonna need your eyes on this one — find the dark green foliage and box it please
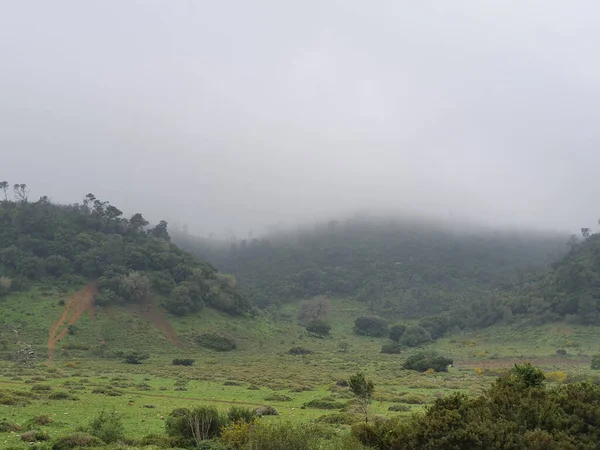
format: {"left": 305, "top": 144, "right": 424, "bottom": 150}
{"left": 287, "top": 346, "right": 313, "bottom": 355}
{"left": 165, "top": 406, "right": 228, "bottom": 445}
{"left": 195, "top": 332, "right": 236, "bottom": 352}
{"left": 418, "top": 315, "right": 450, "bottom": 339}
{"left": 119, "top": 351, "right": 149, "bottom": 364}
{"left": 352, "top": 365, "right": 600, "bottom": 450}
{"left": 389, "top": 323, "right": 407, "bottom": 342}
{"left": 592, "top": 355, "right": 600, "bottom": 370}
{"left": 303, "top": 398, "right": 346, "bottom": 409}
{"left": 398, "top": 325, "right": 432, "bottom": 347}
{"left": 52, "top": 432, "right": 104, "bottom": 449}
{"left": 176, "top": 217, "right": 566, "bottom": 326}
{"left": 354, "top": 315, "right": 389, "bottom": 337}
{"left": 306, "top": 319, "right": 331, "bottom": 337}
{"left": 348, "top": 372, "right": 374, "bottom": 423}
{"left": 0, "top": 191, "right": 249, "bottom": 316}
{"left": 172, "top": 358, "right": 195, "bottom": 366}
{"left": 48, "top": 391, "right": 78, "bottom": 400}
{"left": 380, "top": 341, "right": 402, "bottom": 354}
{"left": 88, "top": 410, "right": 124, "bottom": 444}
{"left": 403, "top": 351, "right": 453, "bottom": 372}
{"left": 0, "top": 419, "right": 21, "bottom": 432}
{"left": 388, "top": 404, "right": 410, "bottom": 412}
{"left": 227, "top": 406, "right": 256, "bottom": 424}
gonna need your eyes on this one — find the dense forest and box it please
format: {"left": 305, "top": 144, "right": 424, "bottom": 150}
{"left": 0, "top": 183, "right": 249, "bottom": 316}
{"left": 175, "top": 216, "right": 577, "bottom": 332}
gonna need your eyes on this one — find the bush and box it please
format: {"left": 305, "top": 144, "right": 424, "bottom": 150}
{"left": 166, "top": 406, "right": 228, "bottom": 445}
{"left": 31, "top": 384, "right": 52, "bottom": 391}
{"left": 20, "top": 429, "right": 49, "bottom": 442}
{"left": 592, "top": 354, "right": 600, "bottom": 370}
{"left": 221, "top": 420, "right": 320, "bottom": 450}
{"left": 388, "top": 404, "right": 411, "bottom": 412}
{"left": 0, "top": 419, "right": 21, "bottom": 432}
{"left": 196, "top": 332, "right": 237, "bottom": 352}
{"left": 288, "top": 346, "right": 313, "bottom": 355}
{"left": 172, "top": 358, "right": 195, "bottom": 366}
{"left": 88, "top": 410, "right": 124, "bottom": 444}
{"left": 403, "top": 351, "right": 453, "bottom": 372}
{"left": 303, "top": 398, "right": 346, "bottom": 409}
{"left": 227, "top": 406, "right": 256, "bottom": 424}
{"left": 52, "top": 432, "right": 104, "bottom": 450}
{"left": 48, "top": 391, "right": 78, "bottom": 400}
{"left": 399, "top": 326, "right": 432, "bottom": 347}
{"left": 354, "top": 315, "right": 389, "bottom": 337}
{"left": 122, "top": 351, "right": 150, "bottom": 364}
{"left": 389, "top": 324, "right": 407, "bottom": 342}
{"left": 30, "top": 414, "right": 53, "bottom": 426}
{"left": 306, "top": 319, "right": 331, "bottom": 337}
{"left": 381, "top": 341, "right": 402, "bottom": 354}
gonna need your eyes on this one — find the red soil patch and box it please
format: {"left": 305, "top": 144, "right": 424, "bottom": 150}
{"left": 48, "top": 284, "right": 98, "bottom": 362}
{"left": 131, "top": 303, "right": 181, "bottom": 348}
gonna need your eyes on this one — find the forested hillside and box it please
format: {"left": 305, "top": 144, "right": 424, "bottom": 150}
{"left": 516, "top": 231, "right": 600, "bottom": 324}
{"left": 175, "top": 216, "right": 568, "bottom": 329}
{"left": 0, "top": 183, "right": 249, "bottom": 316}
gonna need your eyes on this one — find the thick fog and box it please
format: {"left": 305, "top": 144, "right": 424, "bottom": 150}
{"left": 2, "top": 1, "right": 600, "bottom": 236}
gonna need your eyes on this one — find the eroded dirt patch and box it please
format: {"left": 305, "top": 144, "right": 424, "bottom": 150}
{"left": 131, "top": 303, "right": 181, "bottom": 348}
{"left": 48, "top": 284, "right": 98, "bottom": 361}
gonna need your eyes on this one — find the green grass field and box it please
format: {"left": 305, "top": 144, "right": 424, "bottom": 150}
{"left": 1, "top": 288, "right": 599, "bottom": 448}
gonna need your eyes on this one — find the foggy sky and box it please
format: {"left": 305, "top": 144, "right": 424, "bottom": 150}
{"left": 2, "top": 1, "right": 600, "bottom": 236}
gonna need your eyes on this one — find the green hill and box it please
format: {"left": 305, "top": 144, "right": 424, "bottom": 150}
{"left": 516, "top": 232, "right": 600, "bottom": 324}
{"left": 0, "top": 190, "right": 249, "bottom": 316}
{"left": 175, "top": 216, "right": 567, "bottom": 330}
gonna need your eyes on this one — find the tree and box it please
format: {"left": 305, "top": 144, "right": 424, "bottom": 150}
{"left": 348, "top": 372, "right": 374, "bottom": 424}
{"left": 0, "top": 181, "right": 8, "bottom": 201}
{"left": 399, "top": 325, "right": 432, "bottom": 347}
{"left": 150, "top": 220, "right": 170, "bottom": 240}
{"left": 354, "top": 315, "right": 389, "bottom": 337}
{"left": 389, "top": 324, "right": 407, "bottom": 342}
{"left": 306, "top": 319, "right": 331, "bottom": 337}
{"left": 118, "top": 271, "right": 151, "bottom": 303}
{"left": 298, "top": 296, "right": 329, "bottom": 322}
{"left": 13, "top": 183, "right": 29, "bottom": 202}
{"left": 129, "top": 213, "right": 149, "bottom": 233}
{"left": 582, "top": 228, "right": 591, "bottom": 239}
{"left": 403, "top": 351, "right": 453, "bottom": 372}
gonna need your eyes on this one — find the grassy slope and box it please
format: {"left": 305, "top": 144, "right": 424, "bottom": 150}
{"left": 1, "top": 287, "right": 600, "bottom": 448}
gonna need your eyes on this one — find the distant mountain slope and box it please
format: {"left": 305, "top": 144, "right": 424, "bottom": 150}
{"left": 175, "top": 216, "right": 567, "bottom": 327}
{"left": 517, "top": 233, "right": 600, "bottom": 324}
{"left": 0, "top": 187, "right": 249, "bottom": 316}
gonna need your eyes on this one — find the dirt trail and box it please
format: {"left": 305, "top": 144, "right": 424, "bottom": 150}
{"left": 48, "top": 284, "right": 98, "bottom": 361}
{"left": 131, "top": 303, "right": 181, "bottom": 348}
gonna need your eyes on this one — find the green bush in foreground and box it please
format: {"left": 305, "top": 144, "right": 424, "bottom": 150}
{"left": 88, "top": 410, "right": 124, "bottom": 444}
{"left": 354, "top": 315, "right": 389, "bottom": 337}
{"left": 52, "top": 432, "right": 104, "bottom": 449}
{"left": 352, "top": 364, "right": 600, "bottom": 449}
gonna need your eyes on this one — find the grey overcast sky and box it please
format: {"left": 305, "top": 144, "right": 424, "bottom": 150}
{"left": 1, "top": 1, "right": 599, "bottom": 236}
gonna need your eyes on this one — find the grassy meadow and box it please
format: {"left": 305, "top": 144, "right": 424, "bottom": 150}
{"left": 0, "top": 287, "right": 599, "bottom": 448}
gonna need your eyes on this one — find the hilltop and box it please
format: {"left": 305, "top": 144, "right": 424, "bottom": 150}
{"left": 0, "top": 185, "right": 249, "bottom": 318}
{"left": 175, "top": 216, "right": 568, "bottom": 329}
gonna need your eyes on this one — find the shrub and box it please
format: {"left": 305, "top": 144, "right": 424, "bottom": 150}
{"left": 31, "top": 384, "right": 52, "bottom": 391}
{"left": 389, "top": 324, "right": 407, "bottom": 342}
{"left": 30, "top": 415, "right": 53, "bottom": 426}
{"left": 0, "top": 419, "right": 21, "bottom": 432}
{"left": 48, "top": 391, "right": 78, "bottom": 400}
{"left": 388, "top": 404, "right": 411, "bottom": 412}
{"left": 403, "top": 352, "right": 453, "bottom": 372}
{"left": 122, "top": 351, "right": 150, "bottom": 364}
{"left": 592, "top": 354, "right": 600, "bottom": 370}
{"left": 221, "top": 420, "right": 320, "bottom": 450}
{"left": 288, "top": 346, "right": 313, "bottom": 355}
{"left": 166, "top": 406, "right": 228, "bottom": 445}
{"left": 303, "top": 398, "right": 346, "bottom": 409}
{"left": 196, "top": 332, "right": 237, "bottom": 352}
{"left": 172, "top": 358, "right": 195, "bottom": 366}
{"left": 381, "top": 341, "right": 402, "bottom": 354}
{"left": 20, "top": 429, "right": 49, "bottom": 442}
{"left": 264, "top": 393, "right": 292, "bottom": 402}
{"left": 52, "top": 432, "right": 104, "bottom": 449}
{"left": 306, "top": 319, "right": 331, "bottom": 337}
{"left": 354, "top": 315, "right": 389, "bottom": 337}
{"left": 316, "top": 412, "right": 358, "bottom": 425}
{"left": 545, "top": 371, "right": 568, "bottom": 383}
{"left": 399, "top": 326, "right": 432, "bottom": 347}
{"left": 227, "top": 406, "right": 256, "bottom": 424}
{"left": 88, "top": 410, "right": 124, "bottom": 443}
{"left": 556, "top": 348, "right": 567, "bottom": 356}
